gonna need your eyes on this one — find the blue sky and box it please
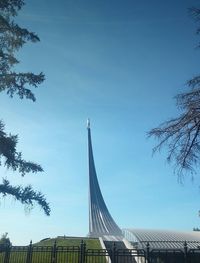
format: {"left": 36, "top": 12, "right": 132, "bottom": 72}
{"left": 1, "top": 0, "right": 200, "bottom": 245}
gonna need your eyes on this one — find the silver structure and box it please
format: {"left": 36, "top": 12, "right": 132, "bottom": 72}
{"left": 123, "top": 229, "right": 200, "bottom": 249}
{"left": 87, "top": 120, "right": 122, "bottom": 239}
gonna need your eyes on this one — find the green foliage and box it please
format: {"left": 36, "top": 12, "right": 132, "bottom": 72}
{"left": 0, "top": 121, "right": 43, "bottom": 176}
{"left": 0, "top": 0, "right": 24, "bottom": 16}
{"left": 0, "top": 179, "right": 50, "bottom": 215}
{"left": 0, "top": 0, "right": 50, "bottom": 215}
{"left": 0, "top": 233, "right": 11, "bottom": 247}
{"left": 0, "top": 0, "right": 44, "bottom": 101}
{"left": 193, "top": 227, "right": 200, "bottom": 231}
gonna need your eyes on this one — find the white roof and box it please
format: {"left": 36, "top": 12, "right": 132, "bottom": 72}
{"left": 123, "top": 229, "right": 200, "bottom": 250}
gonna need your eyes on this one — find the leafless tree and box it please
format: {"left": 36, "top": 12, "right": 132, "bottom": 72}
{"left": 148, "top": 7, "right": 200, "bottom": 179}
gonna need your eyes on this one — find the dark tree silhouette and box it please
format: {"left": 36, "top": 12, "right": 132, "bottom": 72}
{"left": 0, "top": 0, "right": 50, "bottom": 215}
{"left": 0, "top": 233, "right": 11, "bottom": 248}
{"left": 148, "top": 7, "right": 200, "bottom": 179}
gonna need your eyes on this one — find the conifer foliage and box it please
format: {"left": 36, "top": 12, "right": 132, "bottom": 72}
{"left": 0, "top": 233, "right": 11, "bottom": 248}
{"left": 0, "top": 0, "right": 50, "bottom": 215}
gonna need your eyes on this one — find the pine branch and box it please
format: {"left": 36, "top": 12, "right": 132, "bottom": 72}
{"left": 0, "top": 0, "right": 24, "bottom": 16}
{"left": 0, "top": 72, "right": 45, "bottom": 101}
{"left": 0, "top": 120, "right": 43, "bottom": 176}
{"left": 0, "top": 1, "right": 49, "bottom": 216}
{"left": 0, "top": 179, "right": 50, "bottom": 216}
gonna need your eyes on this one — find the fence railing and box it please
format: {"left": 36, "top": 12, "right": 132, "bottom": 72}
{"left": 0, "top": 240, "right": 200, "bottom": 263}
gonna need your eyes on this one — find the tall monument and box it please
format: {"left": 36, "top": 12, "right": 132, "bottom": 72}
{"left": 87, "top": 120, "right": 122, "bottom": 239}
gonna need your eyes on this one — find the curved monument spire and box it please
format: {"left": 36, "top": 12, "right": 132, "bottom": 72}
{"left": 87, "top": 120, "right": 122, "bottom": 239}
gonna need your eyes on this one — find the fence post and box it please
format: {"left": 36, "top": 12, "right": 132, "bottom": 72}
{"left": 52, "top": 240, "right": 57, "bottom": 263}
{"left": 4, "top": 245, "right": 11, "bottom": 263}
{"left": 184, "top": 241, "right": 188, "bottom": 263}
{"left": 80, "top": 240, "right": 86, "bottom": 263}
{"left": 112, "top": 242, "right": 116, "bottom": 263}
{"left": 146, "top": 242, "right": 150, "bottom": 263}
{"left": 26, "top": 240, "right": 33, "bottom": 263}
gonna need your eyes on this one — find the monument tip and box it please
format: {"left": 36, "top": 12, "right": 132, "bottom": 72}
{"left": 87, "top": 118, "right": 90, "bottom": 129}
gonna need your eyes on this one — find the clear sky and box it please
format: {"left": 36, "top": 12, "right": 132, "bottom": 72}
{"left": 1, "top": 0, "right": 200, "bottom": 245}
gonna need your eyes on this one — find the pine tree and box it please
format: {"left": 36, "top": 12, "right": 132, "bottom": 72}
{"left": 0, "top": 0, "right": 50, "bottom": 215}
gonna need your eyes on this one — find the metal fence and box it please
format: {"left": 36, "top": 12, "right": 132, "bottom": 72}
{"left": 0, "top": 240, "right": 200, "bottom": 263}
{"left": 143, "top": 241, "right": 200, "bottom": 263}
